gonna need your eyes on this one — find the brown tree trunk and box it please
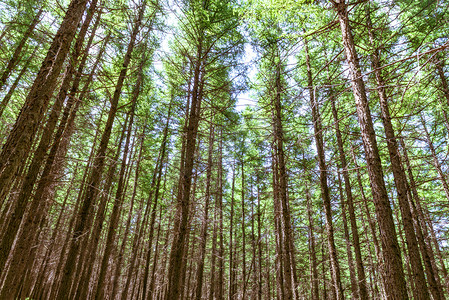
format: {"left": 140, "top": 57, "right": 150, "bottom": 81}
{"left": 166, "top": 31, "right": 205, "bottom": 299}
{"left": 0, "top": 8, "right": 42, "bottom": 91}
{"left": 366, "top": 10, "right": 430, "bottom": 298}
{"left": 94, "top": 50, "right": 145, "bottom": 300}
{"left": 330, "top": 94, "right": 368, "bottom": 300}
{"left": 304, "top": 39, "right": 343, "bottom": 300}
{"left": 194, "top": 125, "right": 214, "bottom": 300}
{"left": 351, "top": 146, "right": 386, "bottom": 299}
{"left": 228, "top": 160, "right": 237, "bottom": 300}
{"left": 0, "top": 46, "right": 37, "bottom": 119}
{"left": 400, "top": 137, "right": 448, "bottom": 296}
{"left": 56, "top": 3, "right": 145, "bottom": 297}
{"left": 332, "top": 1, "right": 408, "bottom": 298}
{"left": 305, "top": 179, "right": 319, "bottom": 300}
{"left": 0, "top": 6, "right": 100, "bottom": 296}
{"left": 0, "top": 0, "right": 89, "bottom": 203}
{"left": 337, "top": 172, "right": 358, "bottom": 299}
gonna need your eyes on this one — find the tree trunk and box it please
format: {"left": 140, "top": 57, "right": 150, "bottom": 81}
{"left": 304, "top": 39, "right": 343, "bottom": 300}
{"left": 0, "top": 46, "right": 37, "bottom": 119}
{"left": 333, "top": 1, "right": 408, "bottom": 298}
{"left": 94, "top": 51, "right": 145, "bottom": 300}
{"left": 0, "top": 6, "right": 100, "bottom": 296}
{"left": 366, "top": 10, "right": 430, "bottom": 298}
{"left": 0, "top": 0, "right": 89, "bottom": 203}
{"left": 194, "top": 125, "right": 214, "bottom": 300}
{"left": 56, "top": 3, "right": 145, "bottom": 297}
{"left": 305, "top": 179, "right": 319, "bottom": 300}
{"left": 330, "top": 94, "right": 368, "bottom": 300}
{"left": 0, "top": 8, "right": 42, "bottom": 91}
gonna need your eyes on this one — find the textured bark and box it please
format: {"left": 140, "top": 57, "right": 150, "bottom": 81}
{"left": 305, "top": 180, "right": 319, "bottom": 300}
{"left": 352, "top": 147, "right": 386, "bottom": 299}
{"left": 141, "top": 101, "right": 173, "bottom": 299}
{"left": 304, "top": 39, "right": 343, "bottom": 300}
{"left": 56, "top": 3, "right": 145, "bottom": 297}
{"left": 194, "top": 125, "right": 214, "bottom": 300}
{"left": 166, "top": 35, "right": 205, "bottom": 299}
{"left": 330, "top": 94, "right": 368, "bottom": 300}
{"left": 0, "top": 6, "right": 99, "bottom": 296}
{"left": 0, "top": 0, "right": 89, "bottom": 204}
{"left": 271, "top": 56, "right": 297, "bottom": 300}
{"left": 0, "top": 46, "right": 37, "bottom": 119}
{"left": 400, "top": 138, "right": 448, "bottom": 298}
{"left": 333, "top": 1, "right": 408, "bottom": 298}
{"left": 0, "top": 8, "right": 42, "bottom": 91}
{"left": 366, "top": 10, "right": 429, "bottom": 298}
{"left": 94, "top": 50, "right": 144, "bottom": 300}
{"left": 337, "top": 172, "right": 358, "bottom": 299}
{"left": 228, "top": 161, "right": 237, "bottom": 300}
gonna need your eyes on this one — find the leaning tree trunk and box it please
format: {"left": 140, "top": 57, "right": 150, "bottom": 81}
{"left": 0, "top": 0, "right": 89, "bottom": 204}
{"left": 332, "top": 1, "right": 408, "bottom": 298}
{"left": 366, "top": 10, "right": 430, "bottom": 298}
{"left": 304, "top": 39, "right": 343, "bottom": 300}
{"left": 0, "top": 8, "right": 42, "bottom": 92}
{"left": 330, "top": 93, "right": 368, "bottom": 300}
{"left": 0, "top": 6, "right": 100, "bottom": 297}
{"left": 56, "top": 4, "right": 145, "bottom": 298}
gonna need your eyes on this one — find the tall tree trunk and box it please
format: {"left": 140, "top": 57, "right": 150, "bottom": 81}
{"left": 166, "top": 34, "right": 205, "bottom": 299}
{"left": 272, "top": 54, "right": 297, "bottom": 300}
{"left": 0, "top": 46, "right": 37, "bottom": 119}
{"left": 304, "top": 39, "right": 343, "bottom": 300}
{"left": 0, "top": 8, "right": 42, "bottom": 91}
{"left": 194, "top": 125, "right": 214, "bottom": 300}
{"left": 419, "top": 113, "right": 449, "bottom": 200}
{"left": 229, "top": 160, "right": 237, "bottom": 300}
{"left": 330, "top": 94, "right": 368, "bottom": 300}
{"left": 337, "top": 172, "right": 357, "bottom": 299}
{"left": 366, "top": 9, "right": 430, "bottom": 298}
{"left": 332, "top": 1, "right": 408, "bottom": 298}
{"left": 305, "top": 179, "right": 319, "bottom": 300}
{"left": 94, "top": 51, "right": 145, "bottom": 300}
{"left": 0, "top": 0, "right": 89, "bottom": 203}
{"left": 400, "top": 137, "right": 448, "bottom": 296}
{"left": 0, "top": 6, "right": 100, "bottom": 296}
{"left": 56, "top": 3, "right": 145, "bottom": 297}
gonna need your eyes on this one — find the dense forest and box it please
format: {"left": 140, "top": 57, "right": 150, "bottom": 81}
{"left": 0, "top": 0, "right": 448, "bottom": 299}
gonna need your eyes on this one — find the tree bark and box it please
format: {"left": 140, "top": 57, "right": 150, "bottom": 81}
{"left": 330, "top": 94, "right": 368, "bottom": 300}
{"left": 0, "top": 8, "right": 42, "bottom": 92}
{"left": 0, "top": 0, "right": 89, "bottom": 204}
{"left": 332, "top": 1, "right": 408, "bottom": 298}
{"left": 304, "top": 39, "right": 343, "bottom": 300}
{"left": 56, "top": 3, "right": 145, "bottom": 297}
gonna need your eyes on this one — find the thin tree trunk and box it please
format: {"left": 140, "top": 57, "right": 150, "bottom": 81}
{"left": 304, "top": 39, "right": 343, "bottom": 300}
{"left": 305, "top": 179, "right": 319, "bottom": 300}
{"left": 94, "top": 50, "right": 144, "bottom": 300}
{"left": 194, "top": 125, "right": 214, "bottom": 300}
{"left": 0, "top": 46, "right": 37, "bottom": 119}
{"left": 420, "top": 113, "right": 449, "bottom": 200}
{"left": 330, "top": 94, "right": 368, "bottom": 300}
{"left": 0, "top": 8, "right": 42, "bottom": 91}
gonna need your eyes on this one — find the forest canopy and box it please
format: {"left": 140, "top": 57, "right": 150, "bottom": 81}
{"left": 0, "top": 0, "right": 448, "bottom": 299}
